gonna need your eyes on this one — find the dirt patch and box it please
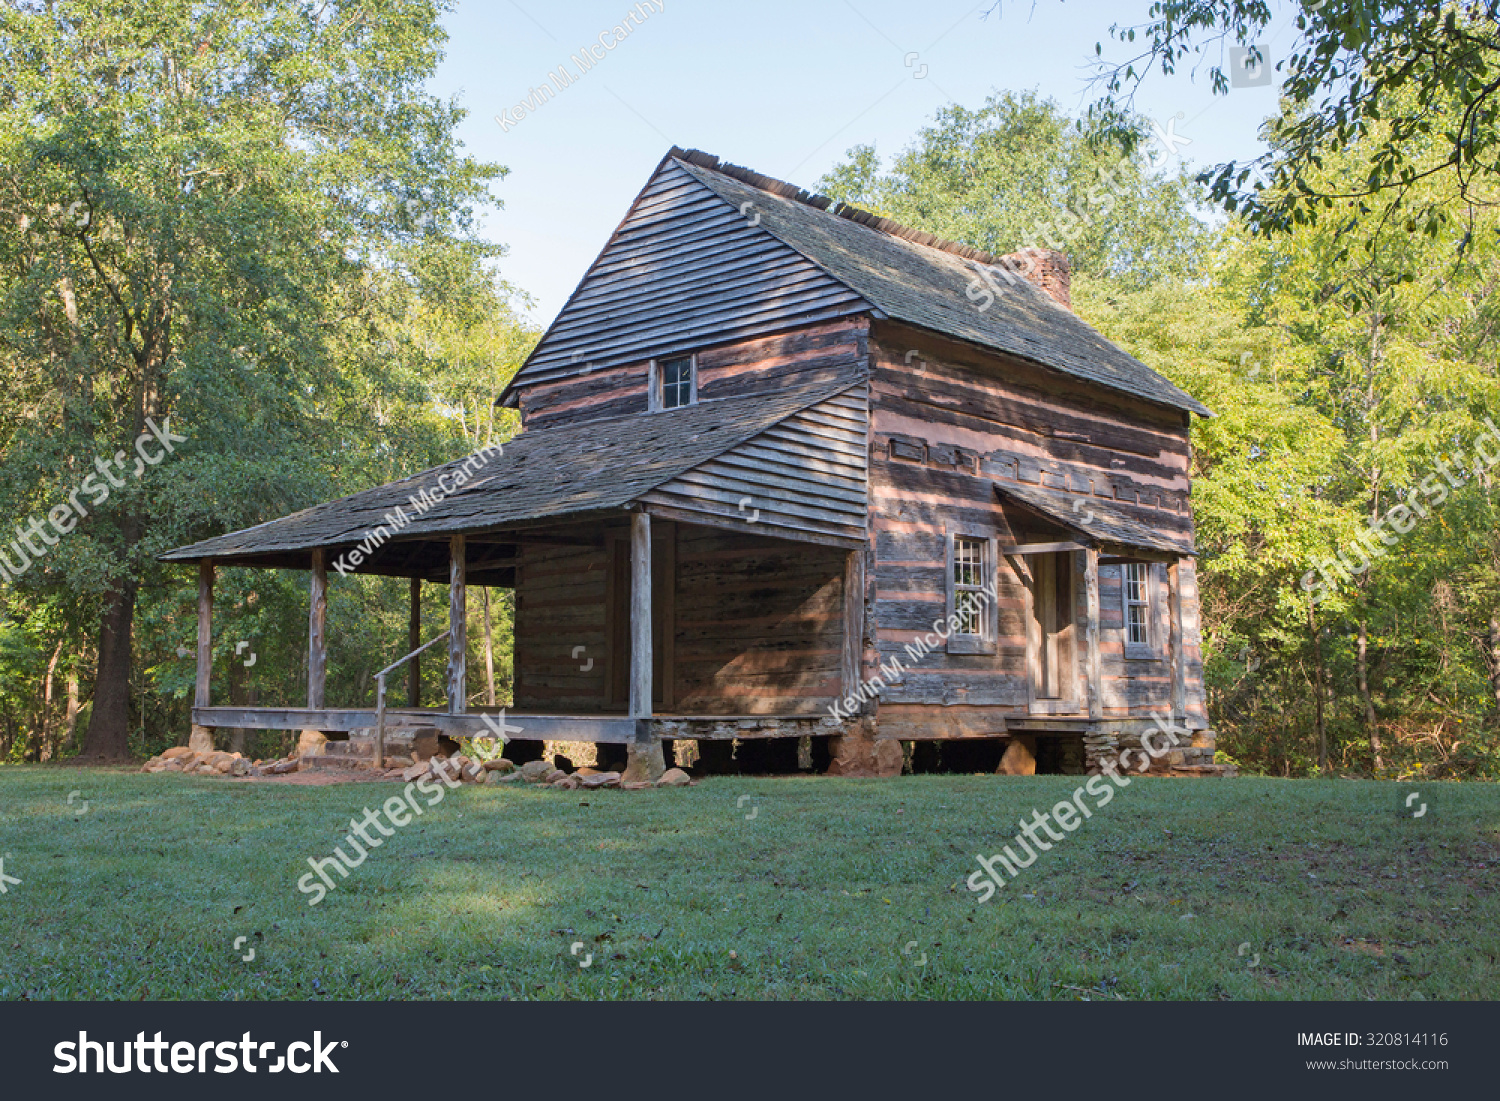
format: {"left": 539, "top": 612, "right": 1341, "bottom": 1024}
{"left": 231, "top": 768, "right": 395, "bottom": 787}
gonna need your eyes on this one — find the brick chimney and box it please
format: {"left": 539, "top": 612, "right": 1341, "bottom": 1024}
{"left": 998, "top": 247, "right": 1071, "bottom": 311}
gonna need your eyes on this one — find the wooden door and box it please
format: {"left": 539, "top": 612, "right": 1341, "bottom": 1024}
{"left": 1028, "top": 552, "right": 1075, "bottom": 706}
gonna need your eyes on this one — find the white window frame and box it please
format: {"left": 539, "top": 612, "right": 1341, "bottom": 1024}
{"left": 945, "top": 528, "right": 997, "bottom": 655}
{"left": 649, "top": 353, "right": 697, "bottom": 412}
{"left": 1121, "top": 560, "right": 1156, "bottom": 658}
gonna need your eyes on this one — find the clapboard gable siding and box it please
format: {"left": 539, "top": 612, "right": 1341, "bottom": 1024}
{"left": 506, "top": 160, "right": 869, "bottom": 402}
{"left": 639, "top": 384, "right": 870, "bottom": 546}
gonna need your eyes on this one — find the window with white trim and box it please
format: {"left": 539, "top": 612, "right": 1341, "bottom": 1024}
{"left": 953, "top": 537, "right": 987, "bottom": 636}
{"left": 945, "top": 530, "right": 996, "bottom": 655}
{"left": 1122, "top": 561, "right": 1152, "bottom": 649}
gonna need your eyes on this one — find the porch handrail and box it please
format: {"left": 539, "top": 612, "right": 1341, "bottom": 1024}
{"left": 373, "top": 629, "right": 450, "bottom": 768}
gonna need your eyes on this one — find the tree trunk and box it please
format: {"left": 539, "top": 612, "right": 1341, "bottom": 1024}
{"left": 36, "top": 640, "right": 62, "bottom": 762}
{"left": 482, "top": 587, "right": 496, "bottom": 707}
{"left": 1357, "top": 619, "right": 1381, "bottom": 774}
{"left": 81, "top": 577, "right": 139, "bottom": 760}
{"left": 1490, "top": 616, "right": 1500, "bottom": 723}
{"left": 227, "top": 640, "right": 247, "bottom": 756}
{"left": 1308, "top": 601, "right": 1329, "bottom": 776}
{"left": 63, "top": 672, "right": 79, "bottom": 754}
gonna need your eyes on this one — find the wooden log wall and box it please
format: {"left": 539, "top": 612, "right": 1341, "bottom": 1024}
{"left": 513, "top": 523, "right": 849, "bottom": 716}
{"left": 516, "top": 317, "right": 870, "bottom": 431}
{"left": 673, "top": 526, "right": 848, "bottom": 715}
{"left": 513, "top": 538, "right": 612, "bottom": 712}
{"left": 868, "top": 321, "right": 1207, "bottom": 731}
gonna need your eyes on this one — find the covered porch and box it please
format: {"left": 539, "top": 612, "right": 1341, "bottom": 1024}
{"left": 161, "top": 376, "right": 872, "bottom": 777}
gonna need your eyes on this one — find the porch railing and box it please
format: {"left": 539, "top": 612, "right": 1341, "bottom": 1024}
{"left": 373, "top": 629, "right": 450, "bottom": 768}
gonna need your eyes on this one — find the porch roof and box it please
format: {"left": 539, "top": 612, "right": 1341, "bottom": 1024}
{"left": 161, "top": 372, "right": 865, "bottom": 569}
{"left": 993, "top": 480, "right": 1196, "bottom": 557}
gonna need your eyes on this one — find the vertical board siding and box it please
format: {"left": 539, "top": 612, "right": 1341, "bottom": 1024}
{"left": 513, "top": 540, "right": 611, "bottom": 712}
{"left": 673, "top": 526, "right": 848, "bottom": 714}
{"left": 513, "top": 526, "right": 850, "bottom": 716}
{"left": 868, "top": 322, "right": 1206, "bottom": 728}
{"left": 507, "top": 160, "right": 869, "bottom": 407}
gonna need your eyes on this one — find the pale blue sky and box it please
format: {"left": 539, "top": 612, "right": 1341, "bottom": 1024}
{"left": 433, "top": 0, "right": 1302, "bottom": 325}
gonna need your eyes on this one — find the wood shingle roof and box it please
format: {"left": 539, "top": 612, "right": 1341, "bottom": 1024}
{"left": 162, "top": 372, "right": 866, "bottom": 566}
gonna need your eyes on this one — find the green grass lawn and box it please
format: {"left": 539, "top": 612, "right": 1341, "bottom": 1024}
{"left": 0, "top": 767, "right": 1495, "bottom": 1000}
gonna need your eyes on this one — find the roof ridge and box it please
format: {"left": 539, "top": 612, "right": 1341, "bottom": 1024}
{"left": 668, "top": 146, "right": 1011, "bottom": 268}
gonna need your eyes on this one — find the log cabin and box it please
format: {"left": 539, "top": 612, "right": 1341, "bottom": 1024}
{"left": 161, "top": 147, "right": 1226, "bottom": 780}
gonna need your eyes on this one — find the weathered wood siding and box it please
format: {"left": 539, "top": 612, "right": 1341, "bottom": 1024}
{"left": 517, "top": 317, "right": 869, "bottom": 431}
{"left": 674, "top": 526, "right": 848, "bottom": 715}
{"left": 513, "top": 539, "right": 612, "bottom": 712}
{"left": 640, "top": 383, "right": 869, "bottom": 547}
{"left": 513, "top": 523, "right": 851, "bottom": 716}
{"left": 867, "top": 321, "right": 1207, "bottom": 730}
{"left": 505, "top": 158, "right": 868, "bottom": 405}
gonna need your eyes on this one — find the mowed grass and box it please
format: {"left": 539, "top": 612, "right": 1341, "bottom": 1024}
{"left": 0, "top": 767, "right": 1496, "bottom": 1000}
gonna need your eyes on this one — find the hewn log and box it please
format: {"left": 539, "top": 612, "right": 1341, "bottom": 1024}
{"left": 1085, "top": 548, "right": 1103, "bottom": 720}
{"left": 307, "top": 549, "right": 327, "bottom": 709}
{"left": 448, "top": 535, "right": 466, "bottom": 714}
{"left": 190, "top": 560, "right": 215, "bottom": 751}
{"left": 407, "top": 577, "right": 421, "bottom": 708}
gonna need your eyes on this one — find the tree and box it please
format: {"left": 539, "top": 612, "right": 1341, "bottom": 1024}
{"left": 0, "top": 0, "right": 502, "bottom": 758}
{"left": 816, "top": 90, "right": 1211, "bottom": 290}
{"left": 1074, "top": 0, "right": 1500, "bottom": 237}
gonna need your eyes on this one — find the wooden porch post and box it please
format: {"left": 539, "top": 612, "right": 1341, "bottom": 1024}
{"left": 623, "top": 509, "right": 665, "bottom": 782}
{"left": 189, "top": 560, "right": 215, "bottom": 751}
{"left": 447, "top": 535, "right": 467, "bottom": 714}
{"left": 308, "top": 549, "right": 327, "bottom": 709}
{"left": 1084, "top": 548, "right": 1102, "bottom": 720}
{"left": 841, "top": 548, "right": 865, "bottom": 699}
{"left": 628, "top": 511, "right": 652, "bottom": 721}
{"left": 1168, "top": 559, "right": 1187, "bottom": 726}
{"left": 407, "top": 577, "right": 421, "bottom": 708}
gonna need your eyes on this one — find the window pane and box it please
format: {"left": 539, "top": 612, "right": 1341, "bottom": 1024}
{"left": 954, "top": 537, "right": 983, "bottom": 588}
{"left": 660, "top": 356, "right": 693, "bottom": 409}
{"left": 955, "top": 590, "right": 982, "bottom": 635}
{"left": 952, "top": 537, "right": 986, "bottom": 636}
{"left": 1123, "top": 562, "right": 1150, "bottom": 646}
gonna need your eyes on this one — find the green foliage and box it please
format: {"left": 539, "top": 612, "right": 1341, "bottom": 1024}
{"left": 816, "top": 90, "right": 1212, "bottom": 288}
{"left": 1080, "top": 112, "right": 1500, "bottom": 778}
{"left": 0, "top": 0, "right": 536, "bottom": 758}
{"left": 1080, "top": 0, "right": 1500, "bottom": 237}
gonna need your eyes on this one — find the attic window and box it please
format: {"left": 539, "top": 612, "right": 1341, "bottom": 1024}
{"left": 651, "top": 355, "right": 697, "bottom": 411}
